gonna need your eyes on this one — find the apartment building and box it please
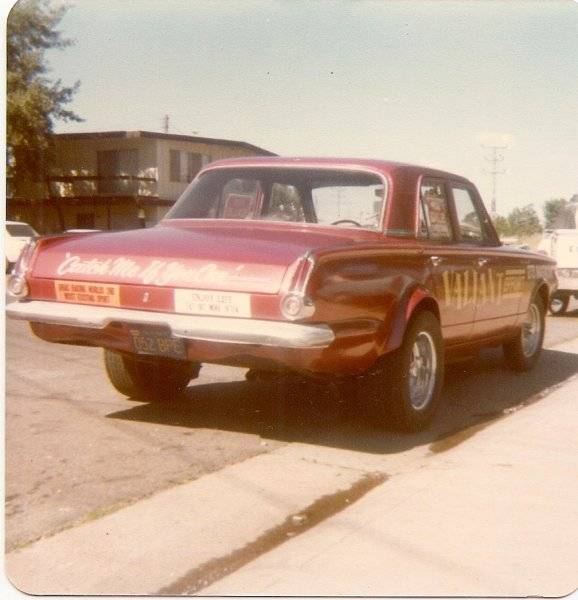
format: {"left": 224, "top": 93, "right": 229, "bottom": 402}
{"left": 7, "top": 131, "right": 275, "bottom": 233}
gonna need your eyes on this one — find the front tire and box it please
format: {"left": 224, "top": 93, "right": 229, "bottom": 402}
{"left": 503, "top": 295, "right": 545, "bottom": 371}
{"left": 361, "top": 311, "right": 445, "bottom": 432}
{"left": 549, "top": 291, "right": 569, "bottom": 316}
{"left": 104, "top": 350, "right": 200, "bottom": 400}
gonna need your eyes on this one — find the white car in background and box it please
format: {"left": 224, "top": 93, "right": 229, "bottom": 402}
{"left": 5, "top": 220, "right": 38, "bottom": 272}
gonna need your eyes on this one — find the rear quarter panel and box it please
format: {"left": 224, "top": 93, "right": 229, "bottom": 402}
{"left": 305, "top": 245, "right": 434, "bottom": 356}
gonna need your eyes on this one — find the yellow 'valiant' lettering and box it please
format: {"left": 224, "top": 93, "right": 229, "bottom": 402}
{"left": 488, "top": 268, "right": 495, "bottom": 303}
{"left": 442, "top": 271, "right": 452, "bottom": 305}
{"left": 452, "top": 274, "right": 463, "bottom": 309}
{"left": 498, "top": 273, "right": 504, "bottom": 303}
{"left": 479, "top": 272, "right": 487, "bottom": 304}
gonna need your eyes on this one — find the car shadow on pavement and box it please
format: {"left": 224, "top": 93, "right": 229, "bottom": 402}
{"left": 107, "top": 346, "right": 578, "bottom": 455}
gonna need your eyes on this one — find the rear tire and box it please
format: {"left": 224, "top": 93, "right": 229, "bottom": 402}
{"left": 503, "top": 294, "right": 545, "bottom": 371}
{"left": 549, "top": 292, "right": 569, "bottom": 316}
{"left": 104, "top": 350, "right": 200, "bottom": 400}
{"left": 360, "top": 311, "right": 445, "bottom": 432}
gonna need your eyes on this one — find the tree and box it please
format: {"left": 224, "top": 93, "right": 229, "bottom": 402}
{"left": 507, "top": 204, "right": 542, "bottom": 237}
{"left": 7, "top": 0, "right": 82, "bottom": 196}
{"left": 543, "top": 197, "right": 577, "bottom": 229}
{"left": 543, "top": 198, "right": 569, "bottom": 229}
{"left": 492, "top": 214, "right": 511, "bottom": 238}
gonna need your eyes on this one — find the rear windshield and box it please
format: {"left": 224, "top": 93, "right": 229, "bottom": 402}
{"left": 165, "top": 168, "right": 387, "bottom": 231}
{"left": 6, "top": 223, "right": 36, "bottom": 237}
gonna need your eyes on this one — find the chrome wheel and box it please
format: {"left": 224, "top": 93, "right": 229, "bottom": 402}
{"left": 408, "top": 331, "right": 437, "bottom": 411}
{"left": 522, "top": 302, "right": 541, "bottom": 358}
{"left": 549, "top": 292, "right": 569, "bottom": 315}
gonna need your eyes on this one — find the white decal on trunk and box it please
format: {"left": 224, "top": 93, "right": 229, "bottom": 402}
{"left": 56, "top": 253, "right": 268, "bottom": 286}
{"left": 174, "top": 289, "right": 252, "bottom": 317}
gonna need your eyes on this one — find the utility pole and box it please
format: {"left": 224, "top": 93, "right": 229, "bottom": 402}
{"left": 163, "top": 114, "right": 169, "bottom": 133}
{"left": 482, "top": 144, "right": 507, "bottom": 214}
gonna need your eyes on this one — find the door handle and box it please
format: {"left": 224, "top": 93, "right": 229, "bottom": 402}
{"left": 477, "top": 257, "right": 489, "bottom": 268}
{"left": 430, "top": 256, "right": 444, "bottom": 267}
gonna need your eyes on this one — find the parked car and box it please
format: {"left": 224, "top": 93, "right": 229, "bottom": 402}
{"left": 5, "top": 220, "right": 38, "bottom": 272}
{"left": 6, "top": 158, "right": 557, "bottom": 431}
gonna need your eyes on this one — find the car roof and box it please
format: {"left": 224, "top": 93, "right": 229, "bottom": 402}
{"left": 203, "top": 156, "right": 472, "bottom": 185}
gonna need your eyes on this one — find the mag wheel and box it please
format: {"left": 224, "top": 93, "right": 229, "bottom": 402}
{"left": 104, "top": 349, "right": 200, "bottom": 400}
{"left": 503, "top": 295, "right": 545, "bottom": 371}
{"left": 549, "top": 292, "right": 569, "bottom": 316}
{"left": 361, "top": 311, "right": 445, "bottom": 432}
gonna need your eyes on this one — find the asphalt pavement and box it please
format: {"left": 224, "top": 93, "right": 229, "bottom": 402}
{"left": 4, "top": 301, "right": 578, "bottom": 595}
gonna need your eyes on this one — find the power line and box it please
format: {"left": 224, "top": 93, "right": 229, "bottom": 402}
{"left": 482, "top": 144, "right": 507, "bottom": 214}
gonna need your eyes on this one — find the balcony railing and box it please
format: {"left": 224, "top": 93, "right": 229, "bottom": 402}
{"left": 47, "top": 174, "right": 157, "bottom": 198}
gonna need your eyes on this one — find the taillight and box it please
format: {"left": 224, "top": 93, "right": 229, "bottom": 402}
{"left": 280, "top": 292, "right": 315, "bottom": 321}
{"left": 7, "top": 239, "right": 37, "bottom": 299}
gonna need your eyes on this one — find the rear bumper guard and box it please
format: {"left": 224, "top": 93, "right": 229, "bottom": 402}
{"left": 6, "top": 300, "right": 335, "bottom": 349}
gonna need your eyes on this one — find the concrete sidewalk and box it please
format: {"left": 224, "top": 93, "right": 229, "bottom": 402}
{"left": 205, "top": 354, "right": 578, "bottom": 596}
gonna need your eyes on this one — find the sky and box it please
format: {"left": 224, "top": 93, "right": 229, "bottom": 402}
{"left": 11, "top": 0, "right": 578, "bottom": 217}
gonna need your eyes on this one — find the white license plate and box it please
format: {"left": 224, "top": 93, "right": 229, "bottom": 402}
{"left": 174, "top": 289, "right": 252, "bottom": 317}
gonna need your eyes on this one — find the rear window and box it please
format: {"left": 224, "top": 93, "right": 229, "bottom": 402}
{"left": 166, "top": 168, "right": 387, "bottom": 231}
{"left": 6, "top": 223, "right": 36, "bottom": 237}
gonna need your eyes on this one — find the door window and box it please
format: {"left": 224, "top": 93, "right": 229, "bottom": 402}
{"left": 419, "top": 180, "right": 452, "bottom": 241}
{"left": 452, "top": 187, "right": 484, "bottom": 243}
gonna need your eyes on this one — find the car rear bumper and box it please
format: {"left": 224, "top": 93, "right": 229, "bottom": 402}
{"left": 6, "top": 300, "right": 336, "bottom": 349}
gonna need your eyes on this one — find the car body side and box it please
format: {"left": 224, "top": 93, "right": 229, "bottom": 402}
{"left": 7, "top": 158, "right": 557, "bottom": 378}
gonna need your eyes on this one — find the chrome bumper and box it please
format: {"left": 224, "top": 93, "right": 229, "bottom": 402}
{"left": 6, "top": 300, "right": 335, "bottom": 349}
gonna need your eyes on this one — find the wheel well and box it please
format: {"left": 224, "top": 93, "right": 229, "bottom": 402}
{"left": 384, "top": 293, "right": 441, "bottom": 354}
{"left": 410, "top": 297, "right": 440, "bottom": 323}
{"left": 536, "top": 283, "right": 549, "bottom": 309}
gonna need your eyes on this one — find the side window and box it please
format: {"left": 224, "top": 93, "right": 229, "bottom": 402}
{"left": 452, "top": 187, "right": 484, "bottom": 243}
{"left": 419, "top": 180, "right": 452, "bottom": 241}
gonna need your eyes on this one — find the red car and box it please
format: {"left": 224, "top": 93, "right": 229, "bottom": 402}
{"left": 7, "top": 158, "right": 557, "bottom": 431}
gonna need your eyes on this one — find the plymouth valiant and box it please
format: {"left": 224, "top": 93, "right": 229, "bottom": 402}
{"left": 7, "top": 157, "right": 557, "bottom": 431}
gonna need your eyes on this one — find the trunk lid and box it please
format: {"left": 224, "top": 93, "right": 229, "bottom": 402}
{"left": 31, "top": 221, "right": 385, "bottom": 294}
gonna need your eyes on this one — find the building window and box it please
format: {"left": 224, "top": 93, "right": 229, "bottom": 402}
{"left": 97, "top": 149, "right": 138, "bottom": 194}
{"left": 170, "top": 150, "right": 181, "bottom": 182}
{"left": 187, "top": 153, "right": 203, "bottom": 182}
